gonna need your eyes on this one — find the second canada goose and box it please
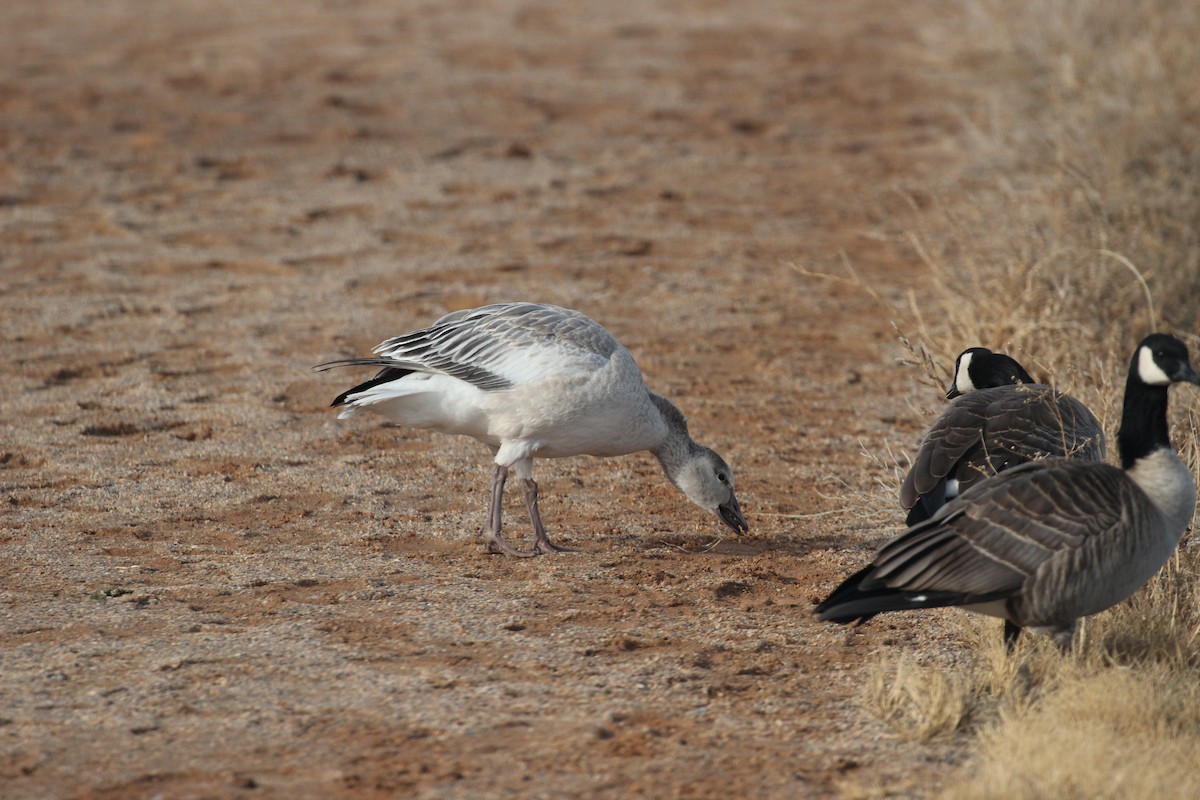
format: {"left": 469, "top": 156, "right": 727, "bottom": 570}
{"left": 316, "top": 302, "right": 748, "bottom": 557}
{"left": 818, "top": 333, "right": 1199, "bottom": 650}
{"left": 901, "top": 347, "right": 1106, "bottom": 525}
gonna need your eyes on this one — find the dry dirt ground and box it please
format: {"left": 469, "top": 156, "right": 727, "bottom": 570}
{"left": 2, "top": 1, "right": 982, "bottom": 797}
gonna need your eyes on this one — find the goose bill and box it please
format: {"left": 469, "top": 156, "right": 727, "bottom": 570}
{"left": 1176, "top": 361, "right": 1200, "bottom": 384}
{"left": 718, "top": 494, "right": 749, "bottom": 534}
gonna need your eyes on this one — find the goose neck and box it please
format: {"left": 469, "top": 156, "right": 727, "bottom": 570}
{"left": 648, "top": 393, "right": 695, "bottom": 470}
{"left": 1117, "top": 374, "right": 1172, "bottom": 470}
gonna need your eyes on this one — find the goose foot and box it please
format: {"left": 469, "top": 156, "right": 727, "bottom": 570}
{"left": 483, "top": 534, "right": 539, "bottom": 558}
{"left": 1050, "top": 623, "right": 1077, "bottom": 654}
{"left": 531, "top": 537, "right": 580, "bottom": 555}
{"left": 525, "top": 478, "right": 579, "bottom": 555}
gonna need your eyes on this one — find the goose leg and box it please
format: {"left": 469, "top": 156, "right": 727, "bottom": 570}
{"left": 1050, "top": 623, "right": 1077, "bottom": 654}
{"left": 479, "top": 465, "right": 537, "bottom": 558}
{"left": 524, "top": 478, "right": 578, "bottom": 554}
{"left": 1003, "top": 620, "right": 1022, "bottom": 650}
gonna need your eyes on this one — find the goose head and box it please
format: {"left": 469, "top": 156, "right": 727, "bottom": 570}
{"left": 946, "top": 347, "right": 1036, "bottom": 399}
{"left": 1135, "top": 333, "right": 1200, "bottom": 387}
{"left": 672, "top": 446, "right": 749, "bottom": 534}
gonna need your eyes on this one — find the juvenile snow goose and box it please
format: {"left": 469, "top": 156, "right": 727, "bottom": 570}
{"left": 818, "top": 333, "right": 1199, "bottom": 650}
{"left": 317, "top": 302, "right": 748, "bottom": 556}
{"left": 901, "top": 347, "right": 1106, "bottom": 525}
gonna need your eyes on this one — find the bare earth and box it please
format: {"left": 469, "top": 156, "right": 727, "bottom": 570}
{"left": 2, "top": 1, "right": 979, "bottom": 797}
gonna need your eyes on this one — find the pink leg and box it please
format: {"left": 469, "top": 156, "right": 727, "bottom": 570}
{"left": 524, "top": 478, "right": 579, "bottom": 555}
{"left": 479, "top": 465, "right": 536, "bottom": 557}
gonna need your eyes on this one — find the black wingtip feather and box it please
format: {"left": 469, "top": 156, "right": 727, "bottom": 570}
{"left": 331, "top": 367, "right": 413, "bottom": 407}
{"left": 816, "top": 563, "right": 1010, "bottom": 625}
{"left": 815, "top": 564, "right": 877, "bottom": 617}
{"left": 817, "top": 586, "right": 983, "bottom": 625}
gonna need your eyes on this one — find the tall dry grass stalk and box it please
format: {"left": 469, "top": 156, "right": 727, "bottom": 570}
{"left": 912, "top": 0, "right": 1200, "bottom": 356}
{"left": 855, "top": 0, "right": 1200, "bottom": 797}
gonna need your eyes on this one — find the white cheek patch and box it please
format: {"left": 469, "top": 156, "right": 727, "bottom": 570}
{"left": 1138, "top": 346, "right": 1173, "bottom": 385}
{"left": 955, "top": 352, "right": 976, "bottom": 394}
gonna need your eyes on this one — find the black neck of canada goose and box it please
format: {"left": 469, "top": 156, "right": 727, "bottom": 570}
{"left": 1116, "top": 333, "right": 1200, "bottom": 470}
{"left": 1118, "top": 355, "right": 1173, "bottom": 471}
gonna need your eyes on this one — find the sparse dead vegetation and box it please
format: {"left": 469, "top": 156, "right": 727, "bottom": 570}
{"left": 851, "top": 0, "right": 1200, "bottom": 796}
{"left": 864, "top": 654, "right": 971, "bottom": 743}
{"left": 949, "top": 666, "right": 1200, "bottom": 800}
{"left": 4, "top": 0, "right": 1197, "bottom": 795}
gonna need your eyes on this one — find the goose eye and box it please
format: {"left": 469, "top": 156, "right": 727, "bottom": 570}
{"left": 717, "top": 472, "right": 728, "bottom": 484}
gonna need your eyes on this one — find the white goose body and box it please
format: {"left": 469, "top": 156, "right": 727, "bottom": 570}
{"left": 319, "top": 303, "right": 747, "bottom": 556}
{"left": 819, "top": 333, "right": 1200, "bottom": 650}
{"left": 341, "top": 331, "right": 667, "bottom": 463}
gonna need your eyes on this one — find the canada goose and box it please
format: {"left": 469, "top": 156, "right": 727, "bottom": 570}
{"left": 818, "top": 333, "right": 1199, "bottom": 650}
{"left": 316, "top": 302, "right": 748, "bottom": 556}
{"left": 901, "top": 347, "right": 1106, "bottom": 525}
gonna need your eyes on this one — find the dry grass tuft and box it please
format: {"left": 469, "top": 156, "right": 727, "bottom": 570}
{"left": 864, "top": 653, "right": 972, "bottom": 743}
{"left": 945, "top": 665, "right": 1200, "bottom": 800}
{"left": 1086, "top": 547, "right": 1200, "bottom": 669}
{"left": 862, "top": 553, "right": 1200, "bottom": 797}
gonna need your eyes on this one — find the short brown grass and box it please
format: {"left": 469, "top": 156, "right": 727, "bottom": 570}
{"left": 846, "top": 0, "right": 1200, "bottom": 797}
{"left": 864, "top": 653, "right": 971, "bottom": 743}
{"left": 857, "top": 549, "right": 1200, "bottom": 796}
{"left": 950, "top": 665, "right": 1200, "bottom": 800}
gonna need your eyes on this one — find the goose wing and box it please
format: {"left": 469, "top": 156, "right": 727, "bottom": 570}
{"left": 900, "top": 391, "right": 993, "bottom": 508}
{"left": 320, "top": 303, "right": 623, "bottom": 392}
{"left": 879, "top": 459, "right": 1131, "bottom": 598}
{"left": 900, "top": 386, "right": 1106, "bottom": 510}
{"left": 970, "top": 390, "right": 1106, "bottom": 465}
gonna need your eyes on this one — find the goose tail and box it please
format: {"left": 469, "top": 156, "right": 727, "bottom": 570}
{"left": 815, "top": 564, "right": 1003, "bottom": 624}
{"left": 329, "top": 367, "right": 416, "bottom": 413}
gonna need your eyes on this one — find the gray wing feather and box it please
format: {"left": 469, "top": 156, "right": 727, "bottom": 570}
{"left": 880, "top": 460, "right": 1132, "bottom": 598}
{"left": 900, "top": 385, "right": 1106, "bottom": 509}
{"left": 370, "top": 303, "right": 620, "bottom": 392}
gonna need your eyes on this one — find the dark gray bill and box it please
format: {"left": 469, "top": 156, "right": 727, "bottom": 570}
{"left": 718, "top": 492, "right": 749, "bottom": 534}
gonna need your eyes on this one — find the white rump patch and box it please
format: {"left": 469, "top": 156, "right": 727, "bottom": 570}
{"left": 1138, "top": 345, "right": 1172, "bottom": 385}
{"left": 954, "top": 352, "right": 976, "bottom": 394}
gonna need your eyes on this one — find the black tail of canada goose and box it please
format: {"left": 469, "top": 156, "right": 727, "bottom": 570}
{"left": 820, "top": 333, "right": 1200, "bottom": 651}
{"left": 901, "top": 347, "right": 1106, "bottom": 525}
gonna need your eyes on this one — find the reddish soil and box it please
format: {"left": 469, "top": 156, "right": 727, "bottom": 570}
{"left": 2, "top": 1, "right": 977, "bottom": 797}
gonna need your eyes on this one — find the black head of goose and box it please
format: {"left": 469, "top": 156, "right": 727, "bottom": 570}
{"left": 819, "top": 333, "right": 1199, "bottom": 651}
{"left": 945, "top": 347, "right": 1035, "bottom": 399}
{"left": 316, "top": 302, "right": 748, "bottom": 557}
{"left": 900, "top": 347, "right": 1106, "bottom": 525}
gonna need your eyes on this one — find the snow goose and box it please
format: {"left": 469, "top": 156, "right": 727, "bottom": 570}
{"left": 316, "top": 302, "right": 748, "bottom": 556}
{"left": 901, "top": 347, "right": 1106, "bottom": 525}
{"left": 818, "top": 333, "right": 1199, "bottom": 650}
